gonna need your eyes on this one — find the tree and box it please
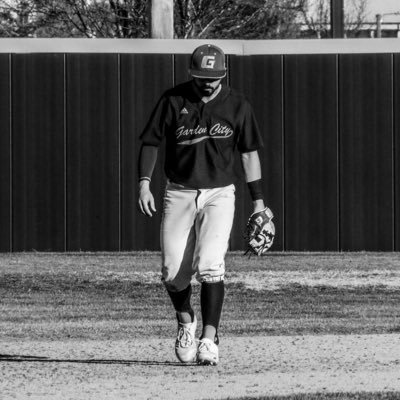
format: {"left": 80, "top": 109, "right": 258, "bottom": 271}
{"left": 0, "top": 0, "right": 149, "bottom": 38}
{"left": 174, "top": 0, "right": 230, "bottom": 39}
{"left": 0, "top": 0, "right": 39, "bottom": 37}
{"left": 344, "top": 0, "right": 369, "bottom": 38}
{"left": 174, "top": 0, "right": 308, "bottom": 39}
{"left": 0, "top": 0, "right": 369, "bottom": 39}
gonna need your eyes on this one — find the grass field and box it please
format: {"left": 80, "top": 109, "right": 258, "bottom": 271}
{"left": 1, "top": 252, "right": 400, "bottom": 399}
{"left": 2, "top": 251, "right": 400, "bottom": 340}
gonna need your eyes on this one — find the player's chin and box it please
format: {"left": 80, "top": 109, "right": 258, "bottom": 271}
{"left": 201, "top": 87, "right": 214, "bottom": 96}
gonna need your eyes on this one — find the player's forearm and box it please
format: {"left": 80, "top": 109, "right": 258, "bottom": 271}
{"left": 138, "top": 144, "right": 158, "bottom": 217}
{"left": 138, "top": 144, "right": 159, "bottom": 181}
{"left": 241, "top": 150, "right": 262, "bottom": 183}
{"left": 241, "top": 151, "right": 265, "bottom": 212}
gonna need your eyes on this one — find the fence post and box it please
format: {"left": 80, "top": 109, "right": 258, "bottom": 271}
{"left": 330, "top": 0, "right": 344, "bottom": 38}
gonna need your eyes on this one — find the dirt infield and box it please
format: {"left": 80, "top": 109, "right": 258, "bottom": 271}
{"left": 2, "top": 333, "right": 400, "bottom": 399}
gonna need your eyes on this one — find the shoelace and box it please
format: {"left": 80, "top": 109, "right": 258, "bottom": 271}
{"left": 198, "top": 341, "right": 212, "bottom": 352}
{"left": 177, "top": 326, "right": 194, "bottom": 348}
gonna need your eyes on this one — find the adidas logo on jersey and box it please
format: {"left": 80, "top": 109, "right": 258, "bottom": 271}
{"left": 180, "top": 107, "right": 189, "bottom": 115}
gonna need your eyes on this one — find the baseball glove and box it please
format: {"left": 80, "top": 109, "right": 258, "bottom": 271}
{"left": 244, "top": 207, "right": 275, "bottom": 256}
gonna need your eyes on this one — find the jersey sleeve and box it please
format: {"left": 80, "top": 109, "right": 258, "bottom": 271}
{"left": 140, "top": 94, "right": 172, "bottom": 146}
{"left": 237, "top": 100, "right": 264, "bottom": 153}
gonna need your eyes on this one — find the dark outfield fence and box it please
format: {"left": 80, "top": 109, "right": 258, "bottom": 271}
{"left": 0, "top": 38, "right": 399, "bottom": 252}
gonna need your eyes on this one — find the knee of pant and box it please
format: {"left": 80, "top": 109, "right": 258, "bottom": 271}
{"left": 162, "top": 276, "right": 190, "bottom": 292}
{"left": 161, "top": 268, "right": 179, "bottom": 290}
{"left": 161, "top": 261, "right": 192, "bottom": 292}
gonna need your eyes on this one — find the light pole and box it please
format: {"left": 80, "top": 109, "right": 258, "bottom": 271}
{"left": 376, "top": 14, "right": 382, "bottom": 38}
{"left": 150, "top": 0, "right": 174, "bottom": 39}
{"left": 331, "top": 0, "right": 344, "bottom": 38}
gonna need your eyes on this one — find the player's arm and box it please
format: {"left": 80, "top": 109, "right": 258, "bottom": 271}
{"left": 138, "top": 144, "right": 158, "bottom": 217}
{"left": 241, "top": 150, "right": 265, "bottom": 213}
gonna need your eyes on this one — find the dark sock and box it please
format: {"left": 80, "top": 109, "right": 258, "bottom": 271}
{"left": 200, "top": 281, "right": 224, "bottom": 336}
{"left": 167, "top": 284, "right": 194, "bottom": 321}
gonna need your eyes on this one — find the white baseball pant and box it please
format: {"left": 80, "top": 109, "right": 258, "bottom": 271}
{"left": 161, "top": 181, "right": 235, "bottom": 292}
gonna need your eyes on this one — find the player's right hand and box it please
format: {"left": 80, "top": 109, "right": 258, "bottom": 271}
{"left": 138, "top": 181, "right": 156, "bottom": 217}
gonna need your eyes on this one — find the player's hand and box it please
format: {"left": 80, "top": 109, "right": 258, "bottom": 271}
{"left": 138, "top": 181, "right": 156, "bottom": 217}
{"left": 245, "top": 205, "right": 275, "bottom": 256}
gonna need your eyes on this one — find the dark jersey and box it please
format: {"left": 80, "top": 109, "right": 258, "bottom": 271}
{"left": 140, "top": 81, "right": 263, "bottom": 189}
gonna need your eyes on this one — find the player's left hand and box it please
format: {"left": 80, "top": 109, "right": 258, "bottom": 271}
{"left": 252, "top": 199, "right": 265, "bottom": 214}
{"left": 244, "top": 206, "right": 275, "bottom": 256}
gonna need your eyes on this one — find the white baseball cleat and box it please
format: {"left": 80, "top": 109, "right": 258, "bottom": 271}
{"left": 197, "top": 338, "right": 219, "bottom": 366}
{"left": 175, "top": 316, "right": 197, "bottom": 363}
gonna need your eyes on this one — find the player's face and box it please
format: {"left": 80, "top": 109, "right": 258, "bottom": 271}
{"left": 193, "top": 77, "right": 222, "bottom": 96}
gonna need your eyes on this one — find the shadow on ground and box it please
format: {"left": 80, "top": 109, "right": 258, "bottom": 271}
{"left": 0, "top": 354, "right": 188, "bottom": 366}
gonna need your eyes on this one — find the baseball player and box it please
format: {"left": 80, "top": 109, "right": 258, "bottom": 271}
{"left": 138, "top": 44, "right": 267, "bottom": 365}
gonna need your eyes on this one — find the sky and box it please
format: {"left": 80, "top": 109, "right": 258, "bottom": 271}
{"left": 366, "top": 0, "right": 400, "bottom": 19}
